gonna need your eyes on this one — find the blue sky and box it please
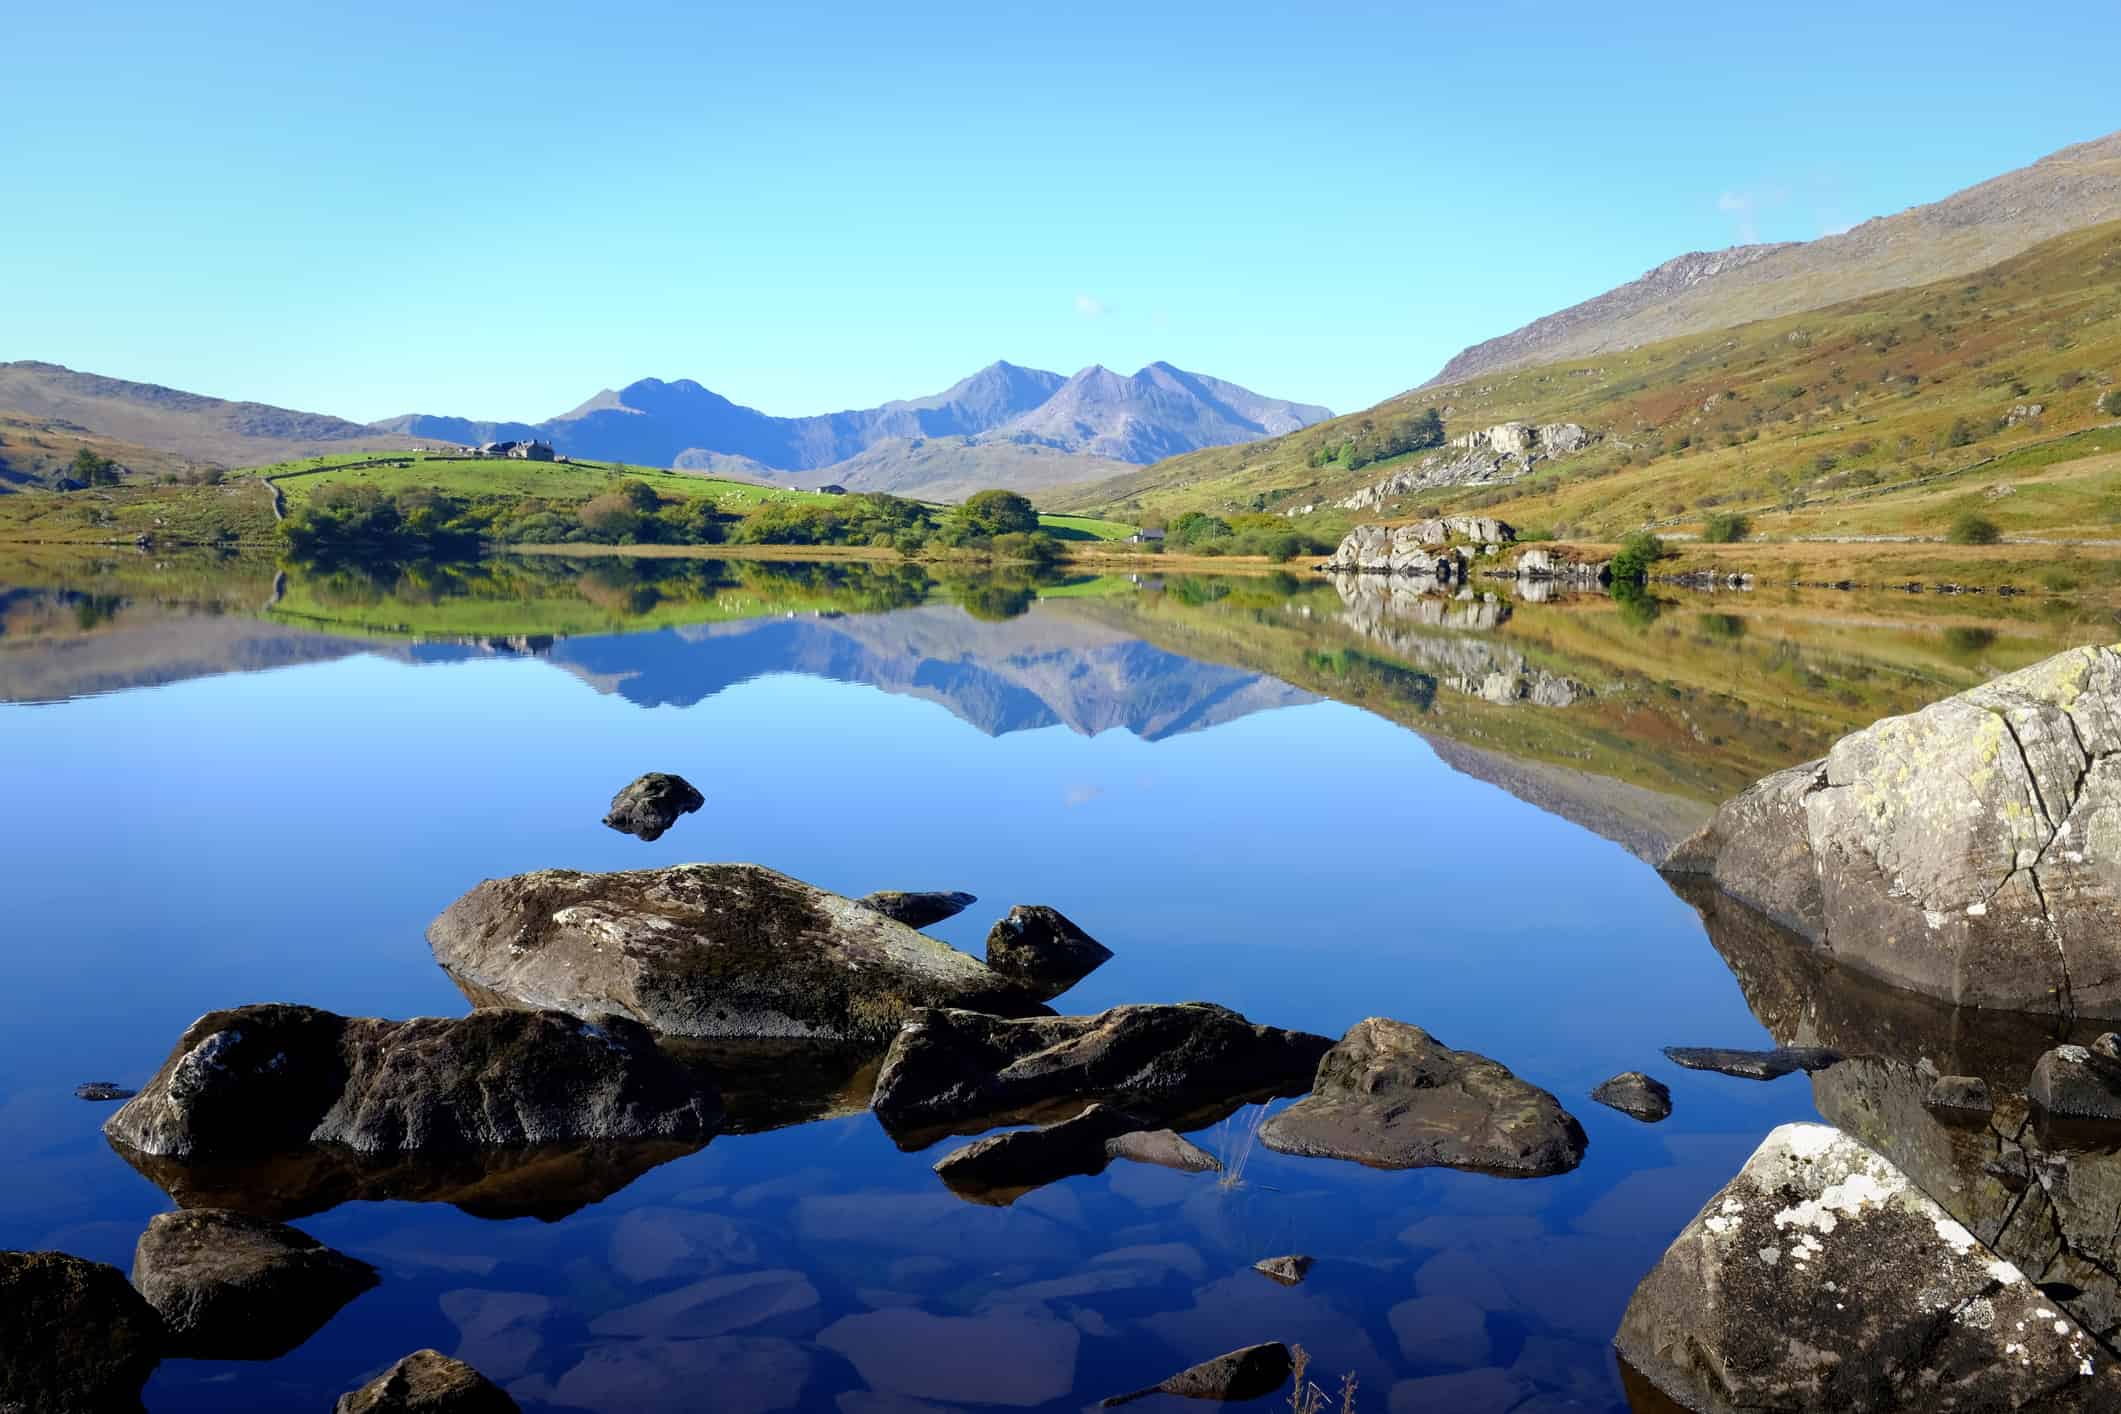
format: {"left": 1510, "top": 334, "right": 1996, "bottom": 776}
{"left": 7, "top": 1, "right": 2117, "bottom": 424}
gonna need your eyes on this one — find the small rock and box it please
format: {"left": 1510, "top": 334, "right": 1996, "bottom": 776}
{"left": 932, "top": 1103, "right": 1148, "bottom": 1203}
{"left": 1101, "top": 1342, "right": 1293, "bottom": 1406}
{"left": 131, "top": 1208, "right": 378, "bottom": 1359}
{"left": 1924, "top": 1074, "right": 1993, "bottom": 1116}
{"left": 0, "top": 1250, "right": 164, "bottom": 1413}
{"left": 983, "top": 905, "right": 1114, "bottom": 1000}
{"left": 1662, "top": 1045, "right": 1841, "bottom": 1081}
{"left": 1590, "top": 1072, "right": 1672, "bottom": 1122}
{"left": 1252, "top": 1255, "right": 1312, "bottom": 1285}
{"left": 858, "top": 890, "right": 977, "bottom": 929}
{"left": 74, "top": 1081, "right": 135, "bottom": 1102}
{"left": 1105, "top": 1129, "right": 1221, "bottom": 1174}
{"left": 2094, "top": 1032, "right": 2121, "bottom": 1061}
{"left": 2029, "top": 1043, "right": 2121, "bottom": 1120}
{"left": 601, "top": 772, "right": 704, "bottom": 842}
{"left": 336, "top": 1349, "right": 519, "bottom": 1412}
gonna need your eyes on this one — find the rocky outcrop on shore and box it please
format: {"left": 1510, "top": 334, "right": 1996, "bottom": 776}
{"left": 427, "top": 863, "right": 1046, "bottom": 1040}
{"left": 131, "top": 1208, "right": 378, "bottom": 1359}
{"left": 0, "top": 1250, "right": 164, "bottom": 1414}
{"left": 1666, "top": 644, "right": 2121, "bottom": 1017}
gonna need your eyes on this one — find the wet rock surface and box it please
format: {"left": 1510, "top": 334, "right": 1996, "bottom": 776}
{"left": 855, "top": 889, "right": 977, "bottom": 929}
{"left": 104, "top": 1003, "right": 721, "bottom": 1160}
{"left": 1662, "top": 1044, "right": 1842, "bottom": 1081}
{"left": 0, "top": 1250, "right": 164, "bottom": 1414}
{"left": 1260, "top": 1018, "right": 1586, "bottom": 1175}
{"left": 336, "top": 1348, "right": 520, "bottom": 1413}
{"left": 131, "top": 1208, "right": 378, "bottom": 1359}
{"left": 601, "top": 771, "right": 703, "bottom": 842}
{"left": 931, "top": 1102, "right": 1221, "bottom": 1204}
{"left": 982, "top": 904, "right": 1113, "bottom": 999}
{"left": 2031, "top": 1043, "right": 2121, "bottom": 1119}
{"left": 1590, "top": 1071, "right": 1672, "bottom": 1121}
{"left": 1101, "top": 1341, "right": 1293, "bottom": 1406}
{"left": 428, "top": 864, "right": 1044, "bottom": 1040}
{"left": 1615, "top": 1122, "right": 2114, "bottom": 1412}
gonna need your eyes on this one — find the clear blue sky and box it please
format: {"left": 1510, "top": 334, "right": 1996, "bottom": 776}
{"left": 7, "top": 1, "right": 2117, "bottom": 424}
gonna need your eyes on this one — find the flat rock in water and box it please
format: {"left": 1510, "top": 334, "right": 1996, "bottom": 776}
{"left": 983, "top": 905, "right": 1114, "bottom": 1000}
{"left": 1662, "top": 1045, "right": 1840, "bottom": 1081}
{"left": 870, "top": 1003, "right": 1333, "bottom": 1145}
{"left": 428, "top": 864, "right": 1044, "bottom": 1041}
{"left": 132, "top": 1208, "right": 378, "bottom": 1359}
{"left": 857, "top": 890, "right": 978, "bottom": 929}
{"left": 1591, "top": 1071, "right": 1672, "bottom": 1122}
{"left": 104, "top": 1003, "right": 720, "bottom": 1160}
{"left": 336, "top": 1349, "right": 519, "bottom": 1413}
{"left": 1102, "top": 1342, "right": 1293, "bottom": 1406}
{"left": 1615, "top": 1122, "right": 2115, "bottom": 1411}
{"left": 75, "top": 1081, "right": 134, "bottom": 1102}
{"left": 1105, "top": 1128, "right": 1220, "bottom": 1174}
{"left": 0, "top": 1250, "right": 164, "bottom": 1414}
{"left": 2030, "top": 1044, "right": 2121, "bottom": 1120}
{"left": 601, "top": 772, "right": 704, "bottom": 842}
{"left": 1253, "top": 1254, "right": 1313, "bottom": 1285}
{"left": 932, "top": 1103, "right": 1223, "bottom": 1204}
{"left": 1259, "top": 1018, "right": 1586, "bottom": 1175}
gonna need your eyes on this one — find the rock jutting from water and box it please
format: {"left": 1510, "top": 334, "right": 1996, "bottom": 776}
{"left": 104, "top": 1004, "right": 721, "bottom": 1161}
{"left": 930, "top": 1101, "right": 1220, "bottom": 1204}
{"left": 336, "top": 1348, "right": 520, "bottom": 1413}
{"left": 427, "top": 863, "right": 1047, "bottom": 1041}
{"left": 1662, "top": 1044, "right": 1842, "bottom": 1081}
{"left": 1665, "top": 644, "right": 2121, "bottom": 1017}
{"left": 1590, "top": 1071, "right": 1672, "bottom": 1121}
{"left": 982, "top": 904, "right": 1114, "bottom": 1000}
{"left": 1100, "top": 1342, "right": 1294, "bottom": 1407}
{"left": 601, "top": 771, "right": 704, "bottom": 842}
{"left": 1614, "top": 1122, "right": 2114, "bottom": 1412}
{"left": 1259, "top": 1017, "right": 1586, "bottom": 1175}
{"left": 1253, "top": 1254, "right": 1313, "bottom": 1285}
{"left": 0, "top": 1250, "right": 165, "bottom": 1414}
{"left": 856, "top": 889, "right": 978, "bottom": 929}
{"left": 131, "top": 1208, "right": 379, "bottom": 1359}
{"left": 74, "top": 1081, "right": 134, "bottom": 1101}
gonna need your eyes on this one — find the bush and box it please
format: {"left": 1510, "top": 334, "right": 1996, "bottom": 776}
{"left": 2102, "top": 389, "right": 2121, "bottom": 418}
{"left": 1609, "top": 531, "right": 1672, "bottom": 582}
{"left": 1946, "top": 512, "right": 2001, "bottom": 545}
{"left": 1701, "top": 511, "right": 1750, "bottom": 543}
{"left": 956, "top": 489, "right": 1039, "bottom": 536}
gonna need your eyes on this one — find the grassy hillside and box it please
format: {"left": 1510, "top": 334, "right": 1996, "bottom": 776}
{"left": 1054, "top": 220, "right": 2121, "bottom": 546}
{"left": 0, "top": 413, "right": 210, "bottom": 490}
{"left": 0, "top": 477, "right": 278, "bottom": 544}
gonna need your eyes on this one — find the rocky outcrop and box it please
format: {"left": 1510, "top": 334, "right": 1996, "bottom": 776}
{"left": 1500, "top": 546, "right": 1611, "bottom": 584}
{"left": 427, "top": 864, "right": 1045, "bottom": 1041}
{"left": 983, "top": 905, "right": 1113, "bottom": 999}
{"left": 1259, "top": 1018, "right": 1586, "bottom": 1175}
{"left": 131, "top": 1208, "right": 378, "bottom": 1359}
{"left": 1590, "top": 1071, "right": 1671, "bottom": 1122}
{"left": 1665, "top": 645, "right": 2121, "bottom": 1017}
{"left": 1336, "top": 426, "right": 1594, "bottom": 510}
{"left": 931, "top": 1101, "right": 1219, "bottom": 1204}
{"left": 601, "top": 772, "right": 704, "bottom": 841}
{"left": 1614, "top": 1122, "right": 2115, "bottom": 1412}
{"left": 0, "top": 1250, "right": 164, "bottom": 1414}
{"left": 870, "top": 1003, "right": 1333, "bottom": 1146}
{"left": 104, "top": 1004, "right": 720, "bottom": 1160}
{"left": 1101, "top": 1342, "right": 1293, "bottom": 1407}
{"left": 336, "top": 1349, "right": 519, "bottom": 1413}
{"left": 1320, "top": 524, "right": 1468, "bottom": 579}
{"left": 856, "top": 889, "right": 977, "bottom": 929}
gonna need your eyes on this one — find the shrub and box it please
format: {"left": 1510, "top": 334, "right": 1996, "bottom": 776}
{"left": 1946, "top": 512, "right": 2000, "bottom": 545}
{"left": 1609, "top": 531, "right": 1672, "bottom": 582}
{"left": 2102, "top": 389, "right": 2121, "bottom": 418}
{"left": 957, "top": 489, "right": 1038, "bottom": 536}
{"left": 1701, "top": 512, "right": 1750, "bottom": 543}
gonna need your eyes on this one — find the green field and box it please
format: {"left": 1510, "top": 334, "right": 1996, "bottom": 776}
{"left": 1034, "top": 513, "right": 1135, "bottom": 541}
{"left": 246, "top": 452, "right": 813, "bottom": 511}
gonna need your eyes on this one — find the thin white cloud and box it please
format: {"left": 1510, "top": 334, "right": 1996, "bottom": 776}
{"left": 1063, "top": 784, "right": 1103, "bottom": 807}
{"left": 1073, "top": 293, "right": 1107, "bottom": 319}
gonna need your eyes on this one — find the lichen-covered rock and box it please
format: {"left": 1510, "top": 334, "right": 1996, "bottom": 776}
{"left": 1591, "top": 1071, "right": 1672, "bottom": 1122}
{"left": 857, "top": 889, "right": 977, "bottom": 929}
{"left": 427, "top": 864, "right": 1044, "bottom": 1041}
{"left": 1259, "top": 1018, "right": 1585, "bottom": 1175}
{"left": 1665, "top": 645, "right": 2121, "bottom": 1016}
{"left": 601, "top": 772, "right": 704, "bottom": 842}
{"left": 104, "top": 1004, "right": 720, "bottom": 1160}
{"left": 983, "top": 905, "right": 1113, "bottom": 1000}
{"left": 1615, "top": 1122, "right": 2115, "bottom": 1412}
{"left": 1101, "top": 1342, "right": 1293, "bottom": 1407}
{"left": 131, "top": 1208, "right": 378, "bottom": 1359}
{"left": 871, "top": 1003, "right": 1332, "bottom": 1146}
{"left": 336, "top": 1349, "right": 519, "bottom": 1413}
{"left": 0, "top": 1250, "right": 163, "bottom": 1414}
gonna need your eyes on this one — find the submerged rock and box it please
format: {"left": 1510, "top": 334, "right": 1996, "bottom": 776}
{"left": 1615, "top": 1122, "right": 2114, "bottom": 1412}
{"left": 104, "top": 1004, "right": 720, "bottom": 1160}
{"left": 75, "top": 1081, "right": 134, "bottom": 1102}
{"left": 1252, "top": 1254, "right": 1313, "bottom": 1285}
{"left": 1259, "top": 1018, "right": 1585, "bottom": 1175}
{"left": 2030, "top": 1044, "right": 2121, "bottom": 1120}
{"left": 870, "top": 1003, "right": 1332, "bottom": 1146}
{"left": 336, "top": 1349, "right": 519, "bottom": 1413}
{"left": 428, "top": 864, "right": 1043, "bottom": 1041}
{"left": 131, "top": 1208, "right": 378, "bottom": 1359}
{"left": 0, "top": 1250, "right": 163, "bottom": 1414}
{"left": 982, "top": 905, "right": 1113, "bottom": 1000}
{"left": 1590, "top": 1071, "right": 1672, "bottom": 1122}
{"left": 931, "top": 1103, "right": 1222, "bottom": 1204}
{"left": 857, "top": 890, "right": 978, "bottom": 929}
{"left": 601, "top": 772, "right": 704, "bottom": 842}
{"left": 1662, "top": 1044, "right": 1841, "bottom": 1081}
{"left": 1101, "top": 1342, "right": 1293, "bottom": 1407}
{"left": 1665, "top": 644, "right": 2121, "bottom": 1016}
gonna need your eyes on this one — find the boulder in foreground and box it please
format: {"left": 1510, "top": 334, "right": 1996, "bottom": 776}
{"left": 1615, "top": 1122, "right": 2114, "bottom": 1412}
{"left": 132, "top": 1208, "right": 378, "bottom": 1359}
{"left": 0, "top": 1250, "right": 163, "bottom": 1414}
{"left": 428, "top": 864, "right": 1043, "bottom": 1041}
{"left": 602, "top": 772, "right": 704, "bottom": 842}
{"left": 104, "top": 1004, "right": 720, "bottom": 1160}
{"left": 983, "top": 904, "right": 1114, "bottom": 1000}
{"left": 337, "top": 1349, "right": 519, "bottom": 1413}
{"left": 857, "top": 889, "right": 978, "bottom": 929}
{"left": 1259, "top": 1018, "right": 1585, "bottom": 1175}
{"left": 1102, "top": 1342, "right": 1293, "bottom": 1407}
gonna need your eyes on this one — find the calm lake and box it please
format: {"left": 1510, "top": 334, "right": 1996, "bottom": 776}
{"left": 3, "top": 550, "right": 2113, "bottom": 1412}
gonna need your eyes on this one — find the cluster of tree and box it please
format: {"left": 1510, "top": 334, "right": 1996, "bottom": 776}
{"left": 1609, "top": 531, "right": 1673, "bottom": 582}
{"left": 1700, "top": 511, "right": 1750, "bottom": 543}
{"left": 1150, "top": 510, "right": 1335, "bottom": 562}
{"left": 733, "top": 487, "right": 1060, "bottom": 561}
{"left": 68, "top": 446, "right": 122, "bottom": 487}
{"left": 1304, "top": 407, "right": 1445, "bottom": 472}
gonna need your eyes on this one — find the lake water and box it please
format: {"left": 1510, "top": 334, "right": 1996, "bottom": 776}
{"left": 2, "top": 551, "right": 2113, "bottom": 1412}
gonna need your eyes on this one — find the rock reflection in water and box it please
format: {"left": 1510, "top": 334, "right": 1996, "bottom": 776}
{"left": 1330, "top": 575, "right": 1590, "bottom": 707}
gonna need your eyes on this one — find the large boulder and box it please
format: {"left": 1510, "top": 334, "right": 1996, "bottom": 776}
{"left": 1666, "top": 645, "right": 2121, "bottom": 1016}
{"left": 871, "top": 1003, "right": 1333, "bottom": 1146}
{"left": 336, "top": 1349, "right": 519, "bottom": 1413}
{"left": 104, "top": 1004, "right": 720, "bottom": 1160}
{"left": 0, "top": 1250, "right": 164, "bottom": 1413}
{"left": 427, "top": 864, "right": 1045, "bottom": 1041}
{"left": 1615, "top": 1122, "right": 2115, "bottom": 1411}
{"left": 983, "top": 905, "right": 1113, "bottom": 1000}
{"left": 602, "top": 772, "right": 704, "bottom": 842}
{"left": 131, "top": 1208, "right": 378, "bottom": 1359}
{"left": 857, "top": 889, "right": 977, "bottom": 929}
{"left": 1258, "top": 1018, "right": 1585, "bottom": 1175}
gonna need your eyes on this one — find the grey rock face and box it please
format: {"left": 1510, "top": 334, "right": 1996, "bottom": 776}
{"left": 983, "top": 905, "right": 1113, "bottom": 1000}
{"left": 104, "top": 1004, "right": 720, "bottom": 1160}
{"left": 427, "top": 863, "right": 1044, "bottom": 1041}
{"left": 131, "top": 1208, "right": 378, "bottom": 1359}
{"left": 1259, "top": 1018, "right": 1586, "bottom": 1175}
{"left": 1666, "top": 645, "right": 2121, "bottom": 1016}
{"left": 1321, "top": 523, "right": 1470, "bottom": 579}
{"left": 1101, "top": 1342, "right": 1293, "bottom": 1407}
{"left": 336, "top": 1349, "right": 519, "bottom": 1413}
{"left": 601, "top": 772, "right": 704, "bottom": 842}
{"left": 856, "top": 889, "right": 977, "bottom": 929}
{"left": 1614, "top": 1122, "right": 2114, "bottom": 1412}
{"left": 1590, "top": 1071, "right": 1672, "bottom": 1122}
{"left": 0, "top": 1250, "right": 163, "bottom": 1414}
{"left": 870, "top": 1003, "right": 1332, "bottom": 1146}
{"left": 1663, "top": 1045, "right": 1842, "bottom": 1081}
{"left": 2031, "top": 1044, "right": 2121, "bottom": 1119}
